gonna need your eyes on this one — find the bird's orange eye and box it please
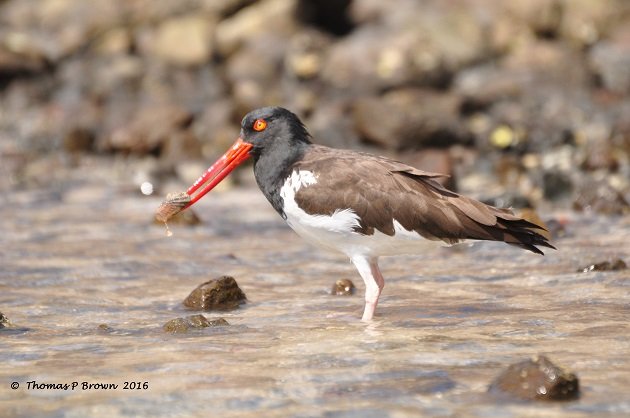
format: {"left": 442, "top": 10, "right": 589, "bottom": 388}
{"left": 253, "top": 119, "right": 267, "bottom": 132}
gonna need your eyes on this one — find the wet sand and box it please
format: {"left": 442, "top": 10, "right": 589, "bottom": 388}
{"left": 1, "top": 170, "right": 629, "bottom": 417}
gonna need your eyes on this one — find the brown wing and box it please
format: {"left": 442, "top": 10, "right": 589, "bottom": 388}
{"left": 293, "top": 146, "right": 554, "bottom": 254}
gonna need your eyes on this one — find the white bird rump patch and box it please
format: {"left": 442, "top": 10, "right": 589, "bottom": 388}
{"left": 279, "top": 170, "right": 443, "bottom": 257}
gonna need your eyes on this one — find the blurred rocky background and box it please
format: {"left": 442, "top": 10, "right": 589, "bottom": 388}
{"left": 1, "top": 0, "right": 629, "bottom": 214}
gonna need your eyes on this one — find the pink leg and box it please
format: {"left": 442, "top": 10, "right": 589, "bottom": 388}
{"left": 351, "top": 256, "right": 385, "bottom": 321}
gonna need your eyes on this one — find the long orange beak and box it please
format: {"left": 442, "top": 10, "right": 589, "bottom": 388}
{"left": 182, "top": 138, "right": 253, "bottom": 209}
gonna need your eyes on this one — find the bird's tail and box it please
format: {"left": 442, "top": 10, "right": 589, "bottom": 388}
{"left": 490, "top": 213, "right": 556, "bottom": 255}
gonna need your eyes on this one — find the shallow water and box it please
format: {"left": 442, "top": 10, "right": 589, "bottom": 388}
{"left": 1, "top": 172, "right": 629, "bottom": 417}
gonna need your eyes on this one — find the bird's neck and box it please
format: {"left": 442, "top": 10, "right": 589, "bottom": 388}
{"left": 253, "top": 141, "right": 310, "bottom": 218}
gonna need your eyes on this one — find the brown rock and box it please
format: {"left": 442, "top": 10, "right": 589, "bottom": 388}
{"left": 160, "top": 130, "right": 203, "bottom": 165}
{"left": 580, "top": 138, "right": 619, "bottom": 171}
{"left": 331, "top": 279, "right": 355, "bottom": 296}
{"left": 148, "top": 15, "right": 214, "bottom": 67}
{"left": 578, "top": 259, "right": 627, "bottom": 273}
{"left": 573, "top": 180, "right": 630, "bottom": 215}
{"left": 284, "top": 29, "right": 332, "bottom": 80}
{"left": 560, "top": 0, "right": 620, "bottom": 46}
{"left": 503, "top": 40, "right": 589, "bottom": 87}
{"left": 215, "top": 0, "right": 298, "bottom": 56}
{"left": 163, "top": 315, "right": 229, "bottom": 333}
{"left": 97, "top": 323, "right": 113, "bottom": 333}
{"left": 225, "top": 33, "right": 289, "bottom": 113}
{"left": 353, "top": 89, "right": 471, "bottom": 150}
{"left": 306, "top": 100, "right": 360, "bottom": 149}
{"left": 106, "top": 105, "right": 194, "bottom": 154}
{"left": 589, "top": 27, "right": 630, "bottom": 95}
{"left": 322, "top": 4, "right": 487, "bottom": 93}
{"left": 0, "top": 312, "right": 10, "bottom": 329}
{"left": 0, "top": 42, "right": 48, "bottom": 75}
{"left": 183, "top": 276, "right": 247, "bottom": 310}
{"left": 163, "top": 318, "right": 191, "bottom": 333}
{"left": 504, "top": 0, "right": 563, "bottom": 39}
{"left": 193, "top": 99, "right": 238, "bottom": 157}
{"left": 489, "top": 355, "right": 580, "bottom": 401}
{"left": 455, "top": 65, "right": 526, "bottom": 110}
{"left": 63, "top": 127, "right": 95, "bottom": 153}
{"left": 92, "top": 27, "right": 132, "bottom": 55}
{"left": 207, "top": 318, "right": 230, "bottom": 327}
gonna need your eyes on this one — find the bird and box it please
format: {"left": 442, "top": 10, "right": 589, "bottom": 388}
{"left": 172, "top": 106, "right": 555, "bottom": 321}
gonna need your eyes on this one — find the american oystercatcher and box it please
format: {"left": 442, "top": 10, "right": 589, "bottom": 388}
{"left": 167, "top": 107, "right": 554, "bottom": 321}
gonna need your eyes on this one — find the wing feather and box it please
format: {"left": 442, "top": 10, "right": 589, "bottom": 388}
{"left": 292, "top": 145, "right": 554, "bottom": 254}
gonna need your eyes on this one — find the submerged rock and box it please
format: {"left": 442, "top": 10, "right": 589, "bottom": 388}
{"left": 489, "top": 355, "right": 580, "bottom": 401}
{"left": 331, "top": 279, "right": 356, "bottom": 296}
{"left": 207, "top": 318, "right": 230, "bottom": 327}
{"left": 183, "top": 276, "right": 247, "bottom": 310}
{"left": 97, "top": 323, "right": 111, "bottom": 331}
{"left": 163, "top": 316, "right": 206, "bottom": 333}
{"left": 578, "top": 259, "right": 628, "bottom": 273}
{"left": 573, "top": 180, "right": 630, "bottom": 215}
{"left": 163, "top": 315, "right": 229, "bottom": 333}
{"left": 0, "top": 312, "right": 11, "bottom": 329}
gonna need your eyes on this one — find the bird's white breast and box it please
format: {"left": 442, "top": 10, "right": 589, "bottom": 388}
{"left": 279, "top": 170, "right": 444, "bottom": 257}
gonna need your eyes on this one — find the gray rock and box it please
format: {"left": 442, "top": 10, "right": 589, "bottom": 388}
{"left": 306, "top": 100, "right": 360, "bottom": 149}
{"left": 542, "top": 170, "right": 573, "bottom": 201}
{"left": 225, "top": 33, "right": 289, "bottom": 114}
{"left": 589, "top": 27, "right": 630, "bottom": 95}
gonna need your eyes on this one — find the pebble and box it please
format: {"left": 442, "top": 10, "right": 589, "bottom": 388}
{"left": 331, "top": 279, "right": 356, "bottom": 296}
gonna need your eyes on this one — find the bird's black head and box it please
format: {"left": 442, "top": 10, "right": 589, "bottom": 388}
{"left": 240, "top": 107, "right": 312, "bottom": 159}
{"left": 172, "top": 107, "right": 311, "bottom": 213}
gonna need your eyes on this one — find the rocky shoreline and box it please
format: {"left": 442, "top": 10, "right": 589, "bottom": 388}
{"left": 1, "top": 0, "right": 628, "bottom": 213}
